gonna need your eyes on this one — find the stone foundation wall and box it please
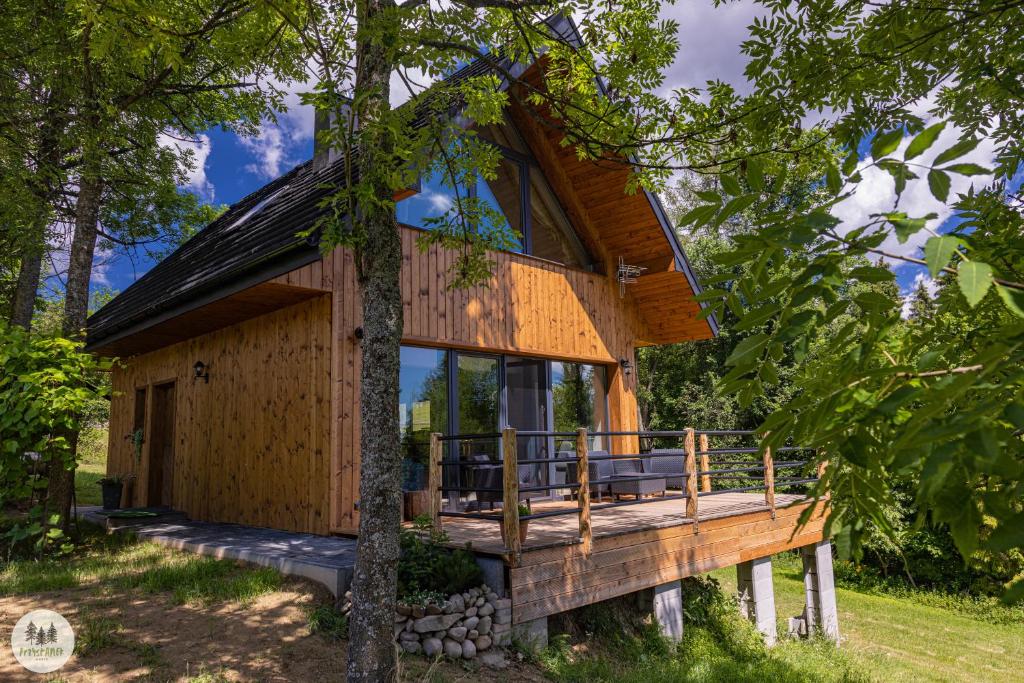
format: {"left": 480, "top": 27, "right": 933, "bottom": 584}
{"left": 392, "top": 585, "right": 512, "bottom": 660}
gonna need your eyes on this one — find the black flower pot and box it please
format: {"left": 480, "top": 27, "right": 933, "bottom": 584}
{"left": 100, "top": 482, "right": 123, "bottom": 510}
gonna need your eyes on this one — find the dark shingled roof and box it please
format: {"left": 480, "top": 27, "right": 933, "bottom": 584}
{"left": 85, "top": 155, "right": 357, "bottom": 350}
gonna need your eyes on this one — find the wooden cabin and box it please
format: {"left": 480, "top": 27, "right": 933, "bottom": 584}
{"left": 88, "top": 26, "right": 836, "bottom": 643}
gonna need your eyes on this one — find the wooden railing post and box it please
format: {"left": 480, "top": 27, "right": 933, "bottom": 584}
{"left": 699, "top": 433, "right": 711, "bottom": 493}
{"left": 763, "top": 440, "right": 776, "bottom": 518}
{"left": 428, "top": 432, "right": 443, "bottom": 532}
{"left": 501, "top": 427, "right": 521, "bottom": 561}
{"left": 576, "top": 428, "right": 592, "bottom": 555}
{"left": 684, "top": 427, "right": 699, "bottom": 523}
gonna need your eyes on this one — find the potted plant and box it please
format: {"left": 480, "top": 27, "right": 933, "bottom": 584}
{"left": 97, "top": 473, "right": 134, "bottom": 510}
{"left": 500, "top": 503, "right": 531, "bottom": 547}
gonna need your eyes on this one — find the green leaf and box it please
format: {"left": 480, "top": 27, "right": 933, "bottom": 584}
{"left": 849, "top": 266, "right": 893, "bottom": 283}
{"left": 923, "top": 235, "right": 960, "bottom": 276}
{"left": 720, "top": 174, "right": 743, "bottom": 196}
{"left": 934, "top": 137, "right": 981, "bottom": 165}
{"left": 942, "top": 162, "right": 990, "bottom": 176}
{"left": 716, "top": 193, "right": 759, "bottom": 224}
{"left": 841, "top": 149, "right": 859, "bottom": 175}
{"left": 825, "top": 163, "right": 841, "bottom": 195}
{"left": 695, "top": 190, "right": 722, "bottom": 203}
{"left": 996, "top": 285, "right": 1024, "bottom": 318}
{"left": 677, "top": 204, "right": 719, "bottom": 227}
{"left": 958, "top": 261, "right": 994, "bottom": 307}
{"left": 890, "top": 216, "right": 927, "bottom": 244}
{"left": 854, "top": 291, "right": 895, "bottom": 312}
{"left": 725, "top": 333, "right": 769, "bottom": 368}
{"left": 870, "top": 128, "right": 904, "bottom": 158}
{"left": 746, "top": 158, "right": 764, "bottom": 192}
{"left": 927, "top": 169, "right": 951, "bottom": 201}
{"left": 904, "top": 121, "right": 945, "bottom": 160}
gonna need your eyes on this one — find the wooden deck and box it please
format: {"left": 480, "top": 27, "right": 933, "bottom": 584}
{"left": 440, "top": 492, "right": 807, "bottom": 555}
{"left": 434, "top": 493, "right": 826, "bottom": 624}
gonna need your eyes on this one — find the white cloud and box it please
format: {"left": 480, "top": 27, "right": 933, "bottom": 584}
{"left": 833, "top": 122, "right": 998, "bottom": 265}
{"left": 239, "top": 75, "right": 317, "bottom": 180}
{"left": 659, "top": 1, "right": 764, "bottom": 95}
{"left": 158, "top": 132, "right": 214, "bottom": 199}
{"left": 901, "top": 271, "right": 939, "bottom": 318}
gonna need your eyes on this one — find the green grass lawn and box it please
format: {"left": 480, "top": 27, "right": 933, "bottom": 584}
{"left": 541, "top": 555, "right": 1022, "bottom": 683}
{"left": 0, "top": 523, "right": 282, "bottom": 605}
{"left": 710, "top": 555, "right": 1024, "bottom": 683}
{"left": 75, "top": 425, "right": 108, "bottom": 506}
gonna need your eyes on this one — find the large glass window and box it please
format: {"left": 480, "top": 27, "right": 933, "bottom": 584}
{"left": 476, "top": 158, "right": 525, "bottom": 250}
{"left": 398, "top": 346, "right": 609, "bottom": 499}
{"left": 397, "top": 122, "right": 591, "bottom": 267}
{"left": 455, "top": 354, "right": 500, "bottom": 448}
{"left": 552, "top": 362, "right": 609, "bottom": 451}
{"left": 529, "top": 174, "right": 585, "bottom": 267}
{"left": 399, "top": 347, "right": 448, "bottom": 490}
{"left": 506, "top": 358, "right": 549, "bottom": 487}
{"left": 395, "top": 168, "right": 459, "bottom": 230}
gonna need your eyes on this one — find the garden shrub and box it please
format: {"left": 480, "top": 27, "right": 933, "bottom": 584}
{"left": 397, "top": 515, "right": 483, "bottom": 601}
{"left": 0, "top": 323, "right": 111, "bottom": 557}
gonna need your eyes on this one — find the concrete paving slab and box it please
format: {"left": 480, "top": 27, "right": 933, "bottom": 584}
{"left": 76, "top": 506, "right": 356, "bottom": 596}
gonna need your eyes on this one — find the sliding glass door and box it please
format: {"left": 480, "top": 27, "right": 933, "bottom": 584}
{"left": 505, "top": 357, "right": 550, "bottom": 494}
{"left": 454, "top": 353, "right": 500, "bottom": 460}
{"left": 398, "top": 344, "right": 610, "bottom": 504}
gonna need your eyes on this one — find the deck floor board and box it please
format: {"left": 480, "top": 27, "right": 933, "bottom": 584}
{"left": 436, "top": 492, "right": 806, "bottom": 555}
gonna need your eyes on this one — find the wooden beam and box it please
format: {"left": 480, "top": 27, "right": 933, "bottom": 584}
{"left": 502, "top": 427, "right": 522, "bottom": 564}
{"left": 576, "top": 428, "right": 592, "bottom": 555}
{"left": 699, "top": 433, "right": 711, "bottom": 493}
{"left": 763, "top": 443, "right": 775, "bottom": 518}
{"left": 684, "top": 428, "right": 698, "bottom": 521}
{"left": 429, "top": 432, "right": 443, "bottom": 532}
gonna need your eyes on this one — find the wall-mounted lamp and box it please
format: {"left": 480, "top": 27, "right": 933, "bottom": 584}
{"left": 193, "top": 360, "right": 210, "bottom": 383}
{"left": 619, "top": 358, "right": 633, "bottom": 378}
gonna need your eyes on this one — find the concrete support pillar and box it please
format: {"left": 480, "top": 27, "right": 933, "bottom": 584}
{"left": 637, "top": 581, "right": 684, "bottom": 642}
{"left": 799, "top": 540, "right": 840, "bottom": 643}
{"left": 652, "top": 581, "right": 684, "bottom": 642}
{"left": 512, "top": 615, "right": 548, "bottom": 651}
{"left": 736, "top": 556, "right": 777, "bottom": 645}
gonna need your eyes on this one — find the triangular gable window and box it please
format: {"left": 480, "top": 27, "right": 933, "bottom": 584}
{"left": 397, "top": 119, "right": 592, "bottom": 268}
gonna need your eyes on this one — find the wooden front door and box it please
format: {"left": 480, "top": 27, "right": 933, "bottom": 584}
{"left": 148, "top": 382, "right": 176, "bottom": 507}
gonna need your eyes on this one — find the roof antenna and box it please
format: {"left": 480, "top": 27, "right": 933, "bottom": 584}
{"left": 617, "top": 256, "right": 646, "bottom": 298}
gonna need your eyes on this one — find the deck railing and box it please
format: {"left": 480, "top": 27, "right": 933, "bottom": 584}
{"left": 426, "top": 428, "right": 821, "bottom": 557}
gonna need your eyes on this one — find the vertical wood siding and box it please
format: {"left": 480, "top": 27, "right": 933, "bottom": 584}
{"left": 107, "top": 296, "right": 331, "bottom": 534}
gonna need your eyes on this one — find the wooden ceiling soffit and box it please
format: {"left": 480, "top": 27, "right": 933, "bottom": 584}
{"left": 90, "top": 282, "right": 326, "bottom": 358}
{"left": 629, "top": 270, "right": 712, "bottom": 344}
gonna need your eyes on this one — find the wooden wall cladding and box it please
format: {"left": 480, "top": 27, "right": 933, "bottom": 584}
{"left": 107, "top": 296, "right": 332, "bottom": 534}
{"left": 282, "top": 228, "right": 646, "bottom": 533}
{"left": 508, "top": 501, "right": 826, "bottom": 624}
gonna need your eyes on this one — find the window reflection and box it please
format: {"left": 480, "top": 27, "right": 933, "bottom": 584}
{"left": 396, "top": 168, "right": 460, "bottom": 230}
{"left": 552, "top": 362, "right": 608, "bottom": 451}
{"left": 475, "top": 158, "right": 524, "bottom": 251}
{"left": 399, "top": 347, "right": 448, "bottom": 491}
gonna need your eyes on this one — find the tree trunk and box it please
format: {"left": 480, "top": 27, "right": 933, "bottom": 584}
{"left": 9, "top": 92, "right": 65, "bottom": 330}
{"left": 347, "top": 2, "right": 402, "bottom": 681}
{"left": 46, "top": 172, "right": 103, "bottom": 531}
{"left": 9, "top": 250, "right": 43, "bottom": 328}
{"left": 62, "top": 174, "right": 102, "bottom": 339}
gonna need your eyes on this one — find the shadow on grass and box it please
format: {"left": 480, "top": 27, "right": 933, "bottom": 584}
{"left": 0, "top": 523, "right": 280, "bottom": 606}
